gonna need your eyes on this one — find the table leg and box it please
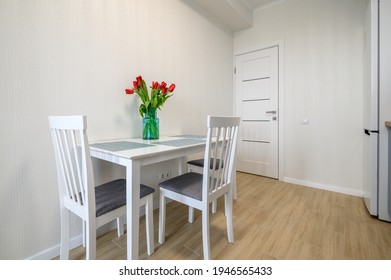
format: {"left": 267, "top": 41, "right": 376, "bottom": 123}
{"left": 176, "top": 156, "right": 186, "bottom": 175}
{"left": 126, "top": 160, "right": 140, "bottom": 260}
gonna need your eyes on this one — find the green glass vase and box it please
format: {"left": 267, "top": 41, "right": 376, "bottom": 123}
{"left": 142, "top": 109, "right": 159, "bottom": 140}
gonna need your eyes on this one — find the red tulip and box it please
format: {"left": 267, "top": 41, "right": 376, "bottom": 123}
{"left": 168, "top": 83, "right": 176, "bottom": 92}
{"left": 125, "top": 88, "right": 134, "bottom": 94}
{"left": 136, "top": 76, "right": 143, "bottom": 89}
{"left": 133, "top": 80, "right": 139, "bottom": 90}
{"left": 152, "top": 81, "right": 159, "bottom": 90}
{"left": 160, "top": 81, "right": 167, "bottom": 94}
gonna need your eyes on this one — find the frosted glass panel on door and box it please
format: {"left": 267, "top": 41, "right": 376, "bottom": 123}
{"left": 242, "top": 121, "right": 270, "bottom": 142}
{"left": 242, "top": 100, "right": 270, "bottom": 120}
{"left": 242, "top": 56, "right": 270, "bottom": 81}
{"left": 242, "top": 78, "right": 270, "bottom": 101}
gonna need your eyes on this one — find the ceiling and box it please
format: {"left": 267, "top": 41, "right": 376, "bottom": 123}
{"left": 190, "top": 0, "right": 286, "bottom": 32}
{"left": 242, "top": 0, "right": 283, "bottom": 10}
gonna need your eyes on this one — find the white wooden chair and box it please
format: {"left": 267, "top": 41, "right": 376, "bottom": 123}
{"left": 187, "top": 152, "right": 237, "bottom": 219}
{"left": 49, "top": 115, "right": 154, "bottom": 259}
{"left": 186, "top": 158, "right": 222, "bottom": 220}
{"left": 158, "top": 116, "right": 240, "bottom": 260}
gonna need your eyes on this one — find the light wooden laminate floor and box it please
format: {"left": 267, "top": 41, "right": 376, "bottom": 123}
{"left": 57, "top": 172, "right": 391, "bottom": 260}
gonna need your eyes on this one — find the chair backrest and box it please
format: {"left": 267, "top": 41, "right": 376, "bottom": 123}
{"left": 48, "top": 115, "right": 95, "bottom": 218}
{"left": 202, "top": 116, "right": 240, "bottom": 203}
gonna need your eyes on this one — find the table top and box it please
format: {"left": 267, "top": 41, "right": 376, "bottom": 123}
{"left": 90, "top": 135, "right": 207, "bottom": 161}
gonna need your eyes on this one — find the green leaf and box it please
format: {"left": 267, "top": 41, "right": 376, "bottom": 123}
{"left": 152, "top": 98, "right": 157, "bottom": 108}
{"left": 139, "top": 104, "right": 146, "bottom": 117}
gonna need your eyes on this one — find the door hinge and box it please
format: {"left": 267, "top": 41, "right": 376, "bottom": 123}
{"left": 234, "top": 67, "right": 236, "bottom": 74}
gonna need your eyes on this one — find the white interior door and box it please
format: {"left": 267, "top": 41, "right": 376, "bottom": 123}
{"left": 235, "top": 47, "right": 279, "bottom": 178}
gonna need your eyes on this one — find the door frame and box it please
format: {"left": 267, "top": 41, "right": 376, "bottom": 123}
{"left": 234, "top": 40, "right": 285, "bottom": 180}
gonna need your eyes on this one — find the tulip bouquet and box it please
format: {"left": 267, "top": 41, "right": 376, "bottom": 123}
{"left": 125, "top": 75, "right": 175, "bottom": 139}
{"left": 125, "top": 75, "right": 175, "bottom": 118}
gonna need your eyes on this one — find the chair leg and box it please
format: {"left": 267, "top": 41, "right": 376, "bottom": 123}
{"left": 202, "top": 206, "right": 211, "bottom": 260}
{"left": 145, "top": 195, "right": 154, "bottom": 255}
{"left": 82, "top": 220, "right": 86, "bottom": 248}
{"left": 233, "top": 171, "right": 237, "bottom": 200}
{"left": 212, "top": 200, "right": 217, "bottom": 213}
{"left": 85, "top": 219, "right": 97, "bottom": 260}
{"left": 60, "top": 207, "right": 70, "bottom": 260}
{"left": 117, "top": 216, "right": 125, "bottom": 237}
{"left": 158, "top": 193, "right": 166, "bottom": 244}
{"left": 187, "top": 164, "right": 195, "bottom": 223}
{"left": 225, "top": 191, "right": 234, "bottom": 243}
{"left": 188, "top": 206, "right": 194, "bottom": 223}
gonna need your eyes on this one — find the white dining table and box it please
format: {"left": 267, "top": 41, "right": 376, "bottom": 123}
{"left": 89, "top": 135, "right": 207, "bottom": 260}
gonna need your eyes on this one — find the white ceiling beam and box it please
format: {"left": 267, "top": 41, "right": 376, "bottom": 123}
{"left": 190, "top": 0, "right": 253, "bottom": 32}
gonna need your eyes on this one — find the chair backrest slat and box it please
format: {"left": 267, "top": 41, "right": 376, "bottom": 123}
{"left": 52, "top": 129, "right": 72, "bottom": 199}
{"left": 203, "top": 116, "right": 240, "bottom": 202}
{"left": 49, "top": 116, "right": 93, "bottom": 209}
{"left": 210, "top": 127, "right": 220, "bottom": 191}
{"left": 63, "top": 129, "right": 83, "bottom": 204}
{"left": 223, "top": 127, "right": 234, "bottom": 181}
{"left": 70, "top": 129, "right": 86, "bottom": 204}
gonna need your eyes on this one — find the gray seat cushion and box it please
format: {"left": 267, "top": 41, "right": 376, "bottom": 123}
{"left": 187, "top": 158, "right": 223, "bottom": 170}
{"left": 159, "top": 172, "right": 203, "bottom": 201}
{"left": 140, "top": 183, "right": 155, "bottom": 198}
{"left": 95, "top": 179, "right": 154, "bottom": 217}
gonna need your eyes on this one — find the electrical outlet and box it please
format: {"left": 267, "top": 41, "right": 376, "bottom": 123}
{"left": 165, "top": 170, "right": 171, "bottom": 179}
{"left": 158, "top": 170, "right": 172, "bottom": 181}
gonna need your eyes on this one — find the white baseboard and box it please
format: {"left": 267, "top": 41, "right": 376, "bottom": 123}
{"left": 26, "top": 221, "right": 117, "bottom": 260}
{"left": 26, "top": 234, "right": 83, "bottom": 260}
{"left": 283, "top": 177, "right": 364, "bottom": 197}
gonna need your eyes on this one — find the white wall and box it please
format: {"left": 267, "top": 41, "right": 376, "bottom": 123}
{"left": 234, "top": 0, "right": 367, "bottom": 195}
{"left": 0, "top": 0, "right": 233, "bottom": 259}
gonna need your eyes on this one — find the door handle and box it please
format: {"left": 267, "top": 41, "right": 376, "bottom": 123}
{"left": 364, "top": 129, "right": 379, "bottom": 135}
{"left": 266, "top": 110, "right": 277, "bottom": 114}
